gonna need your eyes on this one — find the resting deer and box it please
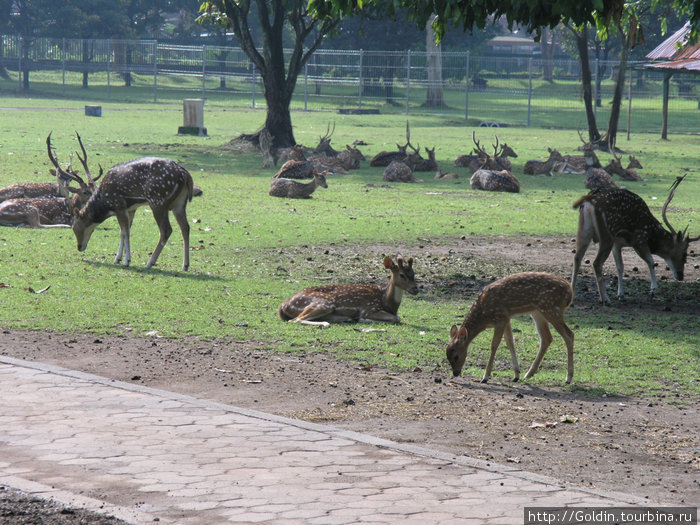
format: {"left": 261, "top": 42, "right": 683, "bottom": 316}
{"left": 273, "top": 160, "right": 315, "bottom": 179}
{"left": 0, "top": 180, "right": 67, "bottom": 203}
{"left": 269, "top": 170, "right": 328, "bottom": 198}
{"left": 583, "top": 147, "right": 618, "bottom": 190}
{"left": 384, "top": 160, "right": 421, "bottom": 183}
{"left": 278, "top": 256, "right": 418, "bottom": 326}
{"left": 470, "top": 169, "right": 520, "bottom": 193}
{"left": 523, "top": 148, "right": 564, "bottom": 176}
{"left": 604, "top": 151, "right": 644, "bottom": 182}
{"left": 370, "top": 144, "right": 408, "bottom": 167}
{"left": 72, "top": 155, "right": 194, "bottom": 271}
{"left": 0, "top": 197, "right": 73, "bottom": 228}
{"left": 571, "top": 175, "right": 699, "bottom": 304}
{"left": 446, "top": 272, "right": 575, "bottom": 384}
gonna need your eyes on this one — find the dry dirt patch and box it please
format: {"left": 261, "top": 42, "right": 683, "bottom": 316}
{"left": 1, "top": 235, "right": 698, "bottom": 509}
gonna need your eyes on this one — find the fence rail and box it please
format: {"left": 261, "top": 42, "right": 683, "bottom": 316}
{"left": 1, "top": 36, "right": 698, "bottom": 133}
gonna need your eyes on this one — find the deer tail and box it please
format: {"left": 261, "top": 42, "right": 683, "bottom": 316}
{"left": 572, "top": 193, "right": 593, "bottom": 210}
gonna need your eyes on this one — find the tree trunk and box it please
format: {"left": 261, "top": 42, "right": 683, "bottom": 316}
{"left": 262, "top": 67, "right": 296, "bottom": 148}
{"left": 573, "top": 26, "right": 600, "bottom": 144}
{"left": 540, "top": 27, "right": 554, "bottom": 82}
{"left": 425, "top": 14, "right": 445, "bottom": 107}
{"left": 605, "top": 34, "right": 629, "bottom": 149}
{"left": 82, "top": 40, "right": 90, "bottom": 89}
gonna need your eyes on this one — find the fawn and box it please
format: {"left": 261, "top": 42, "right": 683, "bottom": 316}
{"left": 447, "top": 272, "right": 575, "bottom": 384}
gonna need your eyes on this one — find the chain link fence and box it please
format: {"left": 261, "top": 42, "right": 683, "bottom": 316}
{"left": 1, "top": 36, "right": 697, "bottom": 133}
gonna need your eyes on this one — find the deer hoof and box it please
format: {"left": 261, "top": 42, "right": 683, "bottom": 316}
{"left": 480, "top": 378, "right": 489, "bottom": 384}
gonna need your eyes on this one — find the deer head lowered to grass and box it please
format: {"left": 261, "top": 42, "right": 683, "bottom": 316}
{"left": 446, "top": 272, "right": 575, "bottom": 384}
{"left": 571, "top": 175, "right": 699, "bottom": 304}
{"left": 71, "top": 153, "right": 195, "bottom": 271}
{"left": 278, "top": 256, "right": 418, "bottom": 326}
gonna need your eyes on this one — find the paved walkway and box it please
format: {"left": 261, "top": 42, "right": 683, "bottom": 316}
{"left": 0, "top": 356, "right": 652, "bottom": 524}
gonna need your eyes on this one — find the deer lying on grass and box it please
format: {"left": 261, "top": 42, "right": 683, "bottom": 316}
{"left": 470, "top": 169, "right": 520, "bottom": 193}
{"left": 0, "top": 197, "right": 73, "bottom": 228}
{"left": 571, "top": 175, "right": 698, "bottom": 304}
{"left": 383, "top": 160, "right": 421, "bottom": 183}
{"left": 278, "top": 256, "right": 417, "bottom": 326}
{"left": 604, "top": 152, "right": 644, "bottom": 182}
{"left": 273, "top": 160, "right": 315, "bottom": 179}
{"left": 269, "top": 170, "right": 328, "bottom": 199}
{"left": 446, "top": 272, "right": 575, "bottom": 384}
{"left": 71, "top": 153, "right": 194, "bottom": 271}
{"left": 523, "top": 148, "right": 564, "bottom": 176}
{"left": 583, "top": 146, "right": 618, "bottom": 190}
{"left": 370, "top": 144, "right": 408, "bottom": 167}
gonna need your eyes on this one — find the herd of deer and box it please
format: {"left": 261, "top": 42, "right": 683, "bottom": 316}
{"left": 2, "top": 128, "right": 696, "bottom": 383}
{"left": 268, "top": 127, "right": 696, "bottom": 384}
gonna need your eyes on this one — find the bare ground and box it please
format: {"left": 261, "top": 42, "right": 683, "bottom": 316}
{"left": 1, "top": 235, "right": 698, "bottom": 518}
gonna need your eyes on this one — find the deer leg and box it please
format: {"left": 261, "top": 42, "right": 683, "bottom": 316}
{"left": 502, "top": 320, "right": 520, "bottom": 382}
{"left": 611, "top": 244, "right": 625, "bottom": 298}
{"left": 571, "top": 211, "right": 593, "bottom": 296}
{"left": 172, "top": 204, "right": 190, "bottom": 271}
{"left": 636, "top": 248, "right": 659, "bottom": 297}
{"left": 482, "top": 323, "right": 506, "bottom": 383}
{"left": 114, "top": 211, "right": 132, "bottom": 266}
{"left": 546, "top": 314, "right": 575, "bottom": 384}
{"left": 362, "top": 310, "right": 401, "bottom": 324}
{"left": 592, "top": 240, "right": 613, "bottom": 305}
{"left": 523, "top": 312, "right": 553, "bottom": 380}
{"left": 146, "top": 208, "right": 173, "bottom": 269}
{"left": 289, "top": 303, "right": 335, "bottom": 326}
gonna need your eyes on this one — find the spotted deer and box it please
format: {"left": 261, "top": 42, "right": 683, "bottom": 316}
{"left": 0, "top": 197, "right": 73, "bottom": 228}
{"left": 604, "top": 151, "right": 644, "bottom": 182}
{"left": 268, "top": 170, "right": 328, "bottom": 199}
{"left": 46, "top": 131, "right": 103, "bottom": 208}
{"left": 470, "top": 169, "right": 520, "bottom": 193}
{"left": 71, "top": 155, "right": 194, "bottom": 271}
{"left": 571, "top": 176, "right": 699, "bottom": 304}
{"left": 446, "top": 272, "right": 575, "bottom": 384}
{"left": 278, "top": 256, "right": 418, "bottom": 326}
{"left": 523, "top": 148, "right": 564, "bottom": 176}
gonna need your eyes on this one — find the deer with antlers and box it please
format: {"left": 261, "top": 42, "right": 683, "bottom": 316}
{"left": 571, "top": 176, "right": 699, "bottom": 304}
{"left": 446, "top": 272, "right": 575, "bottom": 384}
{"left": 278, "top": 256, "right": 418, "bottom": 326}
{"left": 604, "top": 151, "right": 644, "bottom": 182}
{"left": 65, "top": 137, "right": 194, "bottom": 270}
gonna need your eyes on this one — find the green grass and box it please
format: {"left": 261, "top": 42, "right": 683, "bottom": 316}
{"left": 0, "top": 99, "right": 698, "bottom": 398}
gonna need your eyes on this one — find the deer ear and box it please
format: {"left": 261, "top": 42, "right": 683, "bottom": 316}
{"left": 450, "top": 325, "right": 459, "bottom": 339}
{"left": 406, "top": 257, "right": 413, "bottom": 268}
{"left": 383, "top": 256, "right": 394, "bottom": 270}
{"left": 50, "top": 169, "right": 56, "bottom": 176}
{"left": 458, "top": 327, "right": 468, "bottom": 342}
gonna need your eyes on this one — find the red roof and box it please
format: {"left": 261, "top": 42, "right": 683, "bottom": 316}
{"left": 645, "top": 22, "right": 700, "bottom": 73}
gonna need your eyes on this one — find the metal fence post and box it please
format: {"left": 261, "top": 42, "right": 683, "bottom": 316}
{"left": 358, "top": 49, "right": 363, "bottom": 109}
{"left": 252, "top": 63, "right": 256, "bottom": 108}
{"left": 465, "top": 50, "right": 470, "bottom": 121}
{"left": 626, "top": 64, "right": 632, "bottom": 140}
{"left": 527, "top": 58, "right": 533, "bottom": 127}
{"left": 406, "top": 50, "right": 411, "bottom": 115}
{"left": 61, "top": 38, "right": 66, "bottom": 97}
{"left": 153, "top": 41, "right": 158, "bottom": 103}
{"left": 106, "top": 39, "right": 111, "bottom": 100}
{"left": 18, "top": 38, "right": 22, "bottom": 90}
{"left": 202, "top": 44, "right": 206, "bottom": 100}
{"left": 304, "top": 61, "right": 308, "bottom": 111}
{"left": 593, "top": 58, "right": 599, "bottom": 116}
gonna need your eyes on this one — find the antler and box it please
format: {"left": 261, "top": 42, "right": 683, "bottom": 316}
{"left": 405, "top": 121, "right": 420, "bottom": 154}
{"left": 661, "top": 175, "right": 685, "bottom": 236}
{"left": 46, "top": 132, "right": 87, "bottom": 189}
{"left": 472, "top": 131, "right": 489, "bottom": 158}
{"left": 74, "top": 131, "right": 103, "bottom": 184}
{"left": 319, "top": 121, "right": 335, "bottom": 142}
{"left": 492, "top": 135, "right": 500, "bottom": 158}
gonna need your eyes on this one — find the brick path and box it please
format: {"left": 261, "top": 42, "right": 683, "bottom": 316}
{"left": 0, "top": 356, "right": 651, "bottom": 524}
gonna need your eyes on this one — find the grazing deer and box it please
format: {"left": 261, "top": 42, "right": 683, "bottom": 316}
{"left": 0, "top": 197, "right": 73, "bottom": 228}
{"left": 383, "top": 160, "right": 421, "bottom": 183}
{"left": 523, "top": 148, "right": 564, "bottom": 176}
{"left": 72, "top": 156, "right": 194, "bottom": 271}
{"left": 470, "top": 169, "right": 520, "bottom": 193}
{"left": 571, "top": 176, "right": 699, "bottom": 304}
{"left": 278, "top": 256, "right": 417, "bottom": 326}
{"left": 269, "top": 170, "right": 328, "bottom": 199}
{"left": 273, "top": 160, "right": 315, "bottom": 179}
{"left": 446, "top": 272, "right": 575, "bottom": 384}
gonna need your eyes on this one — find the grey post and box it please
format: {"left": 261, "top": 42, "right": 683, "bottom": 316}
{"left": 358, "top": 49, "right": 363, "bottom": 109}
{"left": 465, "top": 50, "right": 470, "bottom": 121}
{"left": 202, "top": 45, "right": 206, "bottom": 100}
{"left": 152, "top": 41, "right": 158, "bottom": 103}
{"left": 406, "top": 49, "right": 411, "bottom": 115}
{"left": 527, "top": 57, "right": 533, "bottom": 127}
{"left": 61, "top": 38, "right": 66, "bottom": 97}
